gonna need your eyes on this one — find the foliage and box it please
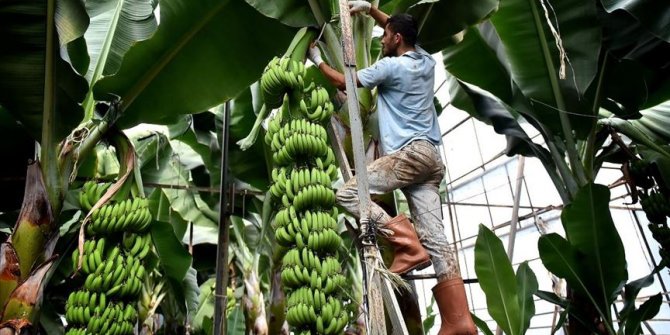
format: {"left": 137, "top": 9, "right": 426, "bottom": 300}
{"left": 474, "top": 225, "right": 537, "bottom": 335}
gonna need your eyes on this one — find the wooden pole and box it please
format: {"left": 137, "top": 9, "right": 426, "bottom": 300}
{"left": 337, "top": 1, "right": 387, "bottom": 333}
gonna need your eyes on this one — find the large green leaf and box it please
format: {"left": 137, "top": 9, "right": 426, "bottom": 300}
{"left": 0, "top": 0, "right": 88, "bottom": 141}
{"left": 442, "top": 25, "right": 513, "bottom": 104}
{"left": 601, "top": 0, "right": 670, "bottom": 42}
{"left": 244, "top": 0, "right": 317, "bottom": 27}
{"left": 407, "top": 0, "right": 500, "bottom": 53}
{"left": 515, "top": 262, "right": 538, "bottom": 335}
{"left": 624, "top": 293, "right": 662, "bottom": 335}
{"left": 141, "top": 143, "right": 219, "bottom": 245}
{"left": 55, "top": 0, "right": 89, "bottom": 46}
{"left": 0, "top": 108, "right": 35, "bottom": 212}
{"left": 561, "top": 184, "right": 627, "bottom": 308}
{"left": 474, "top": 224, "right": 522, "bottom": 335}
{"left": 150, "top": 219, "right": 192, "bottom": 282}
{"left": 539, "top": 184, "right": 627, "bottom": 329}
{"left": 94, "top": 0, "right": 296, "bottom": 128}
{"left": 381, "top": 0, "right": 499, "bottom": 52}
{"left": 538, "top": 234, "right": 592, "bottom": 302}
{"left": 450, "top": 79, "right": 552, "bottom": 161}
{"left": 82, "top": 0, "right": 157, "bottom": 80}
{"left": 488, "top": 0, "right": 601, "bottom": 137}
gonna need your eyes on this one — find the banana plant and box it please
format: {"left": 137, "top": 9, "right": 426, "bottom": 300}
{"left": 0, "top": 0, "right": 296, "bottom": 332}
{"left": 441, "top": 0, "right": 669, "bottom": 332}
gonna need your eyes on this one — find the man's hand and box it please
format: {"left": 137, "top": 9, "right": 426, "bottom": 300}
{"left": 308, "top": 45, "right": 323, "bottom": 67}
{"left": 349, "top": 0, "right": 371, "bottom": 14}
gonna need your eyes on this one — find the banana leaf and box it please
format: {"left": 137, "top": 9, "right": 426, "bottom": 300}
{"left": 601, "top": 0, "right": 670, "bottom": 42}
{"left": 0, "top": 257, "right": 55, "bottom": 324}
{"left": 474, "top": 224, "right": 523, "bottom": 335}
{"left": 0, "top": 243, "right": 20, "bottom": 309}
{"left": 487, "top": 0, "right": 601, "bottom": 138}
{"left": 75, "top": 0, "right": 158, "bottom": 119}
{"left": 538, "top": 184, "right": 626, "bottom": 331}
{"left": 407, "top": 0, "right": 499, "bottom": 53}
{"left": 150, "top": 219, "right": 192, "bottom": 283}
{"left": 0, "top": 108, "right": 35, "bottom": 212}
{"left": 244, "top": 0, "right": 318, "bottom": 27}
{"left": 0, "top": 0, "right": 88, "bottom": 143}
{"left": 94, "top": 0, "right": 296, "bottom": 129}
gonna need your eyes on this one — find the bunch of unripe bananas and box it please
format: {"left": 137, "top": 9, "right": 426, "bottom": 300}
{"left": 65, "top": 297, "right": 137, "bottom": 335}
{"left": 625, "top": 157, "right": 670, "bottom": 267}
{"left": 261, "top": 56, "right": 307, "bottom": 109}
{"left": 65, "top": 181, "right": 154, "bottom": 334}
{"left": 262, "top": 55, "right": 350, "bottom": 334}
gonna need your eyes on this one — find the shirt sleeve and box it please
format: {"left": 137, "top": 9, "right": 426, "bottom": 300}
{"left": 357, "top": 58, "right": 393, "bottom": 88}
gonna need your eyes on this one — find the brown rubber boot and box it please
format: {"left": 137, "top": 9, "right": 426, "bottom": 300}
{"left": 433, "top": 278, "right": 477, "bottom": 335}
{"left": 384, "top": 214, "right": 431, "bottom": 274}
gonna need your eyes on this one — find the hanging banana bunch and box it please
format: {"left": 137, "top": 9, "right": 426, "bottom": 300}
{"left": 261, "top": 32, "right": 350, "bottom": 334}
{"left": 64, "top": 180, "right": 154, "bottom": 335}
{"left": 625, "top": 157, "right": 670, "bottom": 267}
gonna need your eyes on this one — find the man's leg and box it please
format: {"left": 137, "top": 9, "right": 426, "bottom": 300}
{"left": 336, "top": 144, "right": 432, "bottom": 274}
{"left": 401, "top": 141, "right": 476, "bottom": 335}
{"left": 402, "top": 183, "right": 460, "bottom": 279}
{"left": 336, "top": 154, "right": 407, "bottom": 225}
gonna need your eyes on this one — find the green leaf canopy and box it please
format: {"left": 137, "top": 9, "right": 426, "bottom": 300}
{"left": 94, "top": 0, "right": 296, "bottom": 129}
{"left": 538, "top": 183, "right": 627, "bottom": 327}
{"left": 0, "top": 0, "right": 88, "bottom": 142}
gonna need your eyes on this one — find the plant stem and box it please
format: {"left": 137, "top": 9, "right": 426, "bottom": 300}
{"left": 81, "top": 0, "right": 124, "bottom": 121}
{"left": 41, "top": 0, "right": 62, "bottom": 213}
{"left": 547, "top": 140, "right": 578, "bottom": 200}
{"left": 307, "top": 0, "right": 326, "bottom": 25}
{"left": 583, "top": 54, "right": 608, "bottom": 181}
{"left": 323, "top": 24, "right": 345, "bottom": 72}
{"left": 528, "top": 0, "right": 587, "bottom": 187}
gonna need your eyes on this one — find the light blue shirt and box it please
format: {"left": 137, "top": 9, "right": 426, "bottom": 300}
{"left": 357, "top": 46, "right": 442, "bottom": 155}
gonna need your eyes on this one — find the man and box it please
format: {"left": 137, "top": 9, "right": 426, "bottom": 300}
{"left": 307, "top": 2, "right": 477, "bottom": 334}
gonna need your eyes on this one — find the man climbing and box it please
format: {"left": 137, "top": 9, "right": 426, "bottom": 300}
{"left": 307, "top": 2, "right": 477, "bottom": 334}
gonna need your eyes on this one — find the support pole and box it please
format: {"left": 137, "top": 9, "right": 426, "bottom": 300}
{"left": 337, "top": 1, "right": 386, "bottom": 333}
{"left": 213, "top": 101, "right": 232, "bottom": 335}
{"left": 497, "top": 156, "right": 525, "bottom": 335}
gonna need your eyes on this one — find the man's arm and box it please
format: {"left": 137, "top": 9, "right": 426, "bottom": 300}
{"left": 368, "top": 5, "right": 389, "bottom": 27}
{"left": 349, "top": 1, "right": 389, "bottom": 27}
{"left": 309, "top": 45, "right": 362, "bottom": 91}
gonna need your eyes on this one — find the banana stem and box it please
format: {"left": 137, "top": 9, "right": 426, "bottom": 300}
{"left": 547, "top": 140, "right": 578, "bottom": 200}
{"left": 322, "top": 24, "right": 345, "bottom": 72}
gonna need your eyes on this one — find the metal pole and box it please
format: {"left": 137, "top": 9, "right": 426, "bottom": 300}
{"left": 506, "top": 156, "right": 526, "bottom": 259}
{"left": 337, "top": 1, "right": 387, "bottom": 333}
{"left": 496, "top": 156, "right": 525, "bottom": 335}
{"left": 213, "top": 101, "right": 231, "bottom": 335}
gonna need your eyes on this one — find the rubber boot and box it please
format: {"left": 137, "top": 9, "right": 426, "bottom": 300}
{"left": 384, "top": 214, "right": 431, "bottom": 274}
{"left": 433, "top": 278, "right": 477, "bottom": 335}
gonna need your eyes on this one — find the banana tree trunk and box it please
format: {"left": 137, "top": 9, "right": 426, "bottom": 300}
{"left": 243, "top": 269, "right": 268, "bottom": 335}
{"left": 9, "top": 162, "right": 55, "bottom": 282}
{"left": 266, "top": 260, "right": 288, "bottom": 334}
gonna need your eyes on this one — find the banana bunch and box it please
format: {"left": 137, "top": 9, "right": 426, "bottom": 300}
{"left": 628, "top": 159, "right": 655, "bottom": 189}
{"left": 79, "top": 181, "right": 112, "bottom": 211}
{"left": 268, "top": 118, "right": 328, "bottom": 153}
{"left": 65, "top": 295, "right": 137, "bottom": 334}
{"left": 261, "top": 57, "right": 306, "bottom": 109}
{"left": 640, "top": 190, "right": 670, "bottom": 224}
{"left": 262, "top": 56, "right": 350, "bottom": 333}
{"left": 86, "top": 302, "right": 136, "bottom": 335}
{"left": 286, "top": 287, "right": 349, "bottom": 335}
{"left": 71, "top": 237, "right": 107, "bottom": 275}
{"left": 69, "top": 181, "right": 154, "bottom": 335}
{"left": 65, "top": 290, "right": 108, "bottom": 326}
{"left": 122, "top": 233, "right": 153, "bottom": 259}
{"left": 301, "top": 87, "right": 335, "bottom": 123}
{"left": 86, "top": 197, "right": 152, "bottom": 235}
